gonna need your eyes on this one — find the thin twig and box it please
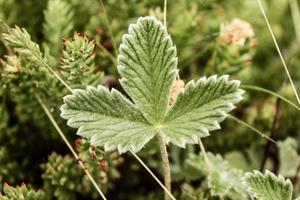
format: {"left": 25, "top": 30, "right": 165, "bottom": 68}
{"left": 256, "top": 0, "right": 300, "bottom": 105}
{"left": 228, "top": 115, "right": 277, "bottom": 144}
{"left": 242, "top": 85, "right": 300, "bottom": 111}
{"left": 163, "top": 0, "right": 168, "bottom": 30}
{"left": 99, "top": 0, "right": 117, "bottom": 57}
{"left": 35, "top": 94, "right": 107, "bottom": 200}
{"left": 198, "top": 138, "right": 210, "bottom": 168}
{"left": 130, "top": 150, "right": 176, "bottom": 200}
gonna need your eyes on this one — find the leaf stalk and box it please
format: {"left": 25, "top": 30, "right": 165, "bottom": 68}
{"left": 157, "top": 133, "right": 172, "bottom": 200}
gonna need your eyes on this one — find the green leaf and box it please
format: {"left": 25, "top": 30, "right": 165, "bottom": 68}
{"left": 161, "top": 75, "right": 244, "bottom": 147}
{"left": 60, "top": 85, "right": 154, "bottom": 153}
{"left": 243, "top": 170, "right": 293, "bottom": 200}
{"left": 187, "top": 152, "right": 247, "bottom": 198}
{"left": 60, "top": 16, "right": 243, "bottom": 153}
{"left": 118, "top": 16, "right": 177, "bottom": 123}
{"left": 278, "top": 137, "right": 300, "bottom": 177}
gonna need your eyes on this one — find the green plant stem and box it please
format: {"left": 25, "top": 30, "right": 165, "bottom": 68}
{"left": 130, "top": 150, "right": 176, "bottom": 200}
{"left": 157, "top": 133, "right": 171, "bottom": 200}
{"left": 228, "top": 115, "right": 277, "bottom": 144}
{"left": 99, "top": 0, "right": 117, "bottom": 57}
{"left": 35, "top": 94, "right": 107, "bottom": 200}
{"left": 256, "top": 0, "right": 300, "bottom": 105}
{"left": 242, "top": 84, "right": 300, "bottom": 111}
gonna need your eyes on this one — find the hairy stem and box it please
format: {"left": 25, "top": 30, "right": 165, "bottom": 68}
{"left": 157, "top": 133, "right": 171, "bottom": 200}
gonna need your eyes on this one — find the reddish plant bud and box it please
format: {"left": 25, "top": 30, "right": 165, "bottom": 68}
{"left": 99, "top": 159, "right": 108, "bottom": 173}
{"left": 103, "top": 40, "right": 111, "bottom": 48}
{"left": 75, "top": 139, "right": 81, "bottom": 146}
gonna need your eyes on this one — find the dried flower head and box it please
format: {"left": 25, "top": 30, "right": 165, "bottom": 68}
{"left": 219, "top": 18, "right": 254, "bottom": 46}
{"left": 168, "top": 79, "right": 185, "bottom": 107}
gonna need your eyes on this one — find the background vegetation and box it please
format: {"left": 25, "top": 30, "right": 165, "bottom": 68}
{"left": 0, "top": 0, "right": 300, "bottom": 199}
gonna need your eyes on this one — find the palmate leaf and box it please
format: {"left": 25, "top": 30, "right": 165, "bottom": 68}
{"left": 60, "top": 16, "right": 243, "bottom": 153}
{"left": 243, "top": 170, "right": 293, "bottom": 200}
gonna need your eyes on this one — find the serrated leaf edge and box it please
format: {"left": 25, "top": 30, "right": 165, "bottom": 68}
{"left": 242, "top": 170, "right": 293, "bottom": 200}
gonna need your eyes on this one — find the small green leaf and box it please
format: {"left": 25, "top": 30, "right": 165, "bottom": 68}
{"left": 61, "top": 85, "right": 154, "bottom": 153}
{"left": 162, "top": 75, "right": 244, "bottom": 147}
{"left": 118, "top": 16, "right": 177, "bottom": 123}
{"left": 243, "top": 170, "right": 293, "bottom": 200}
{"left": 187, "top": 152, "right": 247, "bottom": 198}
{"left": 278, "top": 138, "right": 300, "bottom": 177}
